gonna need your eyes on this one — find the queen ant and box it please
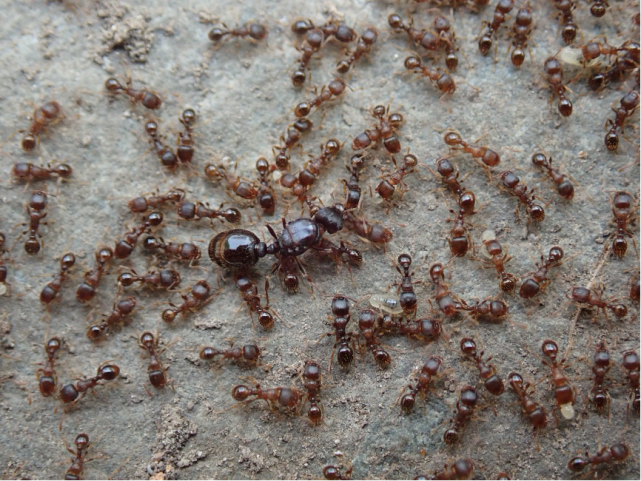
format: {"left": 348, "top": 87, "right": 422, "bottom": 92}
{"left": 21, "top": 101, "right": 64, "bottom": 151}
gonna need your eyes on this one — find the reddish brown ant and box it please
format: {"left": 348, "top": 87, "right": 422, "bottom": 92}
{"left": 18, "top": 190, "right": 48, "bottom": 255}
{"left": 21, "top": 101, "right": 64, "bottom": 151}
{"left": 543, "top": 57, "right": 573, "bottom": 117}
{"left": 519, "top": 246, "right": 564, "bottom": 299}
{"left": 145, "top": 120, "right": 178, "bottom": 171}
{"left": 553, "top": 0, "right": 578, "bottom": 44}
{"left": 118, "top": 268, "right": 181, "bottom": 291}
{"left": 507, "top": 372, "right": 547, "bottom": 434}
{"left": 161, "top": 280, "right": 214, "bottom": 323}
{"left": 336, "top": 27, "right": 378, "bottom": 73}
{"left": 318, "top": 295, "right": 356, "bottom": 370}
{"left": 301, "top": 360, "right": 323, "bottom": 425}
{"left": 76, "top": 247, "right": 114, "bottom": 303}
{"left": 531, "top": 153, "right": 574, "bottom": 200}
{"left": 416, "top": 458, "right": 475, "bottom": 480}
{"left": 433, "top": 15, "right": 460, "bottom": 71}
{"left": 37, "top": 337, "right": 62, "bottom": 397}
{"left": 588, "top": 42, "right": 639, "bottom": 90}
{"left": 0, "top": 233, "right": 8, "bottom": 297}
{"left": 605, "top": 89, "right": 639, "bottom": 152}
{"left": 177, "top": 109, "right": 196, "bottom": 163}
{"left": 204, "top": 164, "right": 259, "bottom": 201}
{"left": 631, "top": 274, "right": 640, "bottom": 303}
{"left": 342, "top": 153, "right": 365, "bottom": 211}
{"left": 392, "top": 254, "right": 419, "bottom": 317}
{"left": 138, "top": 331, "right": 172, "bottom": 392}
{"left": 473, "top": 231, "right": 517, "bottom": 294}
{"left": 114, "top": 212, "right": 164, "bottom": 260}
{"left": 388, "top": 13, "right": 440, "bottom": 53}
{"left": 58, "top": 361, "right": 120, "bottom": 407}
{"left": 273, "top": 118, "right": 313, "bottom": 170}
{"left": 397, "top": 356, "right": 442, "bottom": 414}
{"left": 177, "top": 201, "right": 241, "bottom": 224}
{"left": 323, "top": 463, "right": 352, "bottom": 480}
{"left": 86, "top": 295, "right": 137, "bottom": 341}
{"left": 294, "top": 78, "right": 346, "bottom": 118}
{"left": 40, "top": 253, "right": 75, "bottom": 305}
{"left": 12, "top": 162, "right": 72, "bottom": 182}
{"left": 539, "top": 339, "right": 577, "bottom": 420}
{"left": 478, "top": 0, "right": 514, "bottom": 55}
{"left": 352, "top": 105, "right": 404, "bottom": 156}
{"left": 343, "top": 211, "right": 394, "bottom": 245}
{"left": 444, "top": 385, "right": 478, "bottom": 445}
{"left": 509, "top": 6, "right": 533, "bottom": 67}
{"left": 255, "top": 157, "right": 276, "bottom": 215}
{"left": 606, "top": 191, "right": 637, "bottom": 258}
{"left": 461, "top": 297, "right": 509, "bottom": 323}
{"left": 358, "top": 309, "right": 391, "bottom": 368}
{"left": 499, "top": 171, "right": 545, "bottom": 222}
{"left": 622, "top": 349, "right": 640, "bottom": 414}
{"left": 291, "top": 28, "right": 324, "bottom": 87}
{"left": 590, "top": 340, "right": 611, "bottom": 414}
{"left": 200, "top": 343, "right": 261, "bottom": 367}
{"left": 143, "top": 236, "right": 201, "bottom": 265}
{"left": 460, "top": 338, "right": 504, "bottom": 395}
{"left": 566, "top": 286, "right": 628, "bottom": 321}
{"left": 404, "top": 56, "right": 456, "bottom": 95}
{"left": 375, "top": 153, "right": 418, "bottom": 202}
{"left": 589, "top": 0, "right": 609, "bottom": 17}
{"left": 208, "top": 22, "right": 268, "bottom": 43}
{"left": 443, "top": 131, "right": 501, "bottom": 169}
{"left": 568, "top": 443, "right": 630, "bottom": 473}
{"left": 447, "top": 208, "right": 473, "bottom": 258}
{"left": 429, "top": 262, "right": 464, "bottom": 317}
{"left": 431, "top": 158, "right": 476, "bottom": 214}
{"left": 64, "top": 433, "right": 91, "bottom": 480}
{"left": 236, "top": 276, "right": 280, "bottom": 330}
{"left": 105, "top": 77, "right": 162, "bottom": 110}
{"left": 230, "top": 383, "right": 304, "bottom": 413}
{"left": 127, "top": 188, "right": 185, "bottom": 213}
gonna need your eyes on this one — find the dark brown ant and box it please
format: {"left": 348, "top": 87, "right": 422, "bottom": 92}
{"left": 589, "top": 0, "right": 609, "bottom": 17}
{"left": 404, "top": 56, "right": 456, "bottom": 95}
{"left": 200, "top": 343, "right": 261, "bottom": 367}
{"left": 553, "top": 0, "right": 578, "bottom": 44}
{"left": 519, "top": 246, "right": 564, "bottom": 299}
{"left": 566, "top": 286, "right": 628, "bottom": 321}
{"left": 342, "top": 154, "right": 365, "bottom": 211}
{"left": 417, "top": 458, "right": 475, "bottom": 480}
{"left": 375, "top": 153, "right": 418, "bottom": 202}
{"left": 301, "top": 360, "right": 323, "bottom": 425}
{"left": 352, "top": 105, "right": 404, "bottom": 156}
{"left": 230, "top": 383, "right": 304, "bottom": 413}
{"left": 444, "top": 385, "right": 478, "bottom": 445}
{"left": 429, "top": 262, "right": 464, "bottom": 317}
{"left": 343, "top": 210, "right": 394, "bottom": 245}
{"left": 12, "top": 162, "right": 72, "bottom": 182}
{"left": 127, "top": 188, "right": 185, "bottom": 213}
{"left": 138, "top": 331, "right": 172, "bottom": 392}
{"left": 397, "top": 356, "right": 442, "bottom": 414}
{"left": 86, "top": 295, "right": 137, "bottom": 341}
{"left": 161, "top": 280, "right": 214, "bottom": 323}
{"left": 64, "top": 433, "right": 91, "bottom": 480}
{"left": 177, "top": 201, "right": 241, "bottom": 224}
{"left": 393, "top": 254, "right": 419, "bottom": 317}
{"left": 336, "top": 27, "right": 378, "bottom": 73}
{"left": 294, "top": 78, "right": 346, "bottom": 118}
{"left": 461, "top": 297, "right": 509, "bottom": 322}
{"left": 590, "top": 340, "right": 611, "bottom": 414}
{"left": 605, "top": 89, "right": 639, "bottom": 152}
{"left": 37, "top": 337, "right": 62, "bottom": 397}
{"left": 568, "top": 443, "right": 630, "bottom": 473}
{"left": 236, "top": 276, "right": 279, "bottom": 330}
{"left": 273, "top": 118, "right": 313, "bottom": 170}
{"left": 531, "top": 153, "right": 574, "bottom": 199}
{"left": 478, "top": 0, "right": 514, "bottom": 55}
{"left": 255, "top": 157, "right": 276, "bottom": 215}
{"left": 460, "top": 338, "right": 504, "bottom": 396}
{"left": 358, "top": 309, "right": 391, "bottom": 368}
{"left": 114, "top": 212, "right": 164, "bottom": 260}
{"left": 539, "top": 339, "right": 577, "bottom": 420}
{"left": 588, "top": 42, "right": 639, "bottom": 90}
{"left": 21, "top": 101, "right": 64, "bottom": 151}
{"left": 318, "top": 295, "right": 356, "bottom": 370}
{"left": 40, "top": 253, "right": 75, "bottom": 305}
{"left": 433, "top": 15, "right": 460, "bottom": 71}
{"left": 443, "top": 131, "right": 501, "bottom": 168}
{"left": 474, "top": 231, "right": 517, "bottom": 293}
{"left": 543, "top": 57, "right": 573, "bottom": 117}
{"left": 507, "top": 372, "right": 547, "bottom": 433}
{"left": 0, "top": 233, "right": 9, "bottom": 297}
{"left": 177, "top": 109, "right": 196, "bottom": 163}
{"left": 145, "top": 120, "right": 178, "bottom": 171}
{"left": 607, "top": 191, "right": 637, "bottom": 258}
{"left": 143, "top": 236, "right": 201, "bottom": 265}
{"left": 510, "top": 6, "right": 533, "bottom": 67}
{"left": 291, "top": 28, "right": 324, "bottom": 87}
{"left": 431, "top": 158, "right": 476, "bottom": 214}
{"left": 59, "top": 361, "right": 120, "bottom": 407}
{"left": 18, "top": 190, "right": 48, "bottom": 255}
{"left": 105, "top": 77, "right": 162, "bottom": 110}
{"left": 76, "top": 247, "right": 113, "bottom": 303}
{"left": 622, "top": 349, "right": 640, "bottom": 414}
{"left": 118, "top": 268, "right": 181, "bottom": 291}
{"left": 499, "top": 171, "right": 545, "bottom": 222}
{"left": 323, "top": 463, "right": 352, "bottom": 480}
{"left": 447, "top": 208, "right": 473, "bottom": 258}
{"left": 208, "top": 22, "right": 268, "bottom": 43}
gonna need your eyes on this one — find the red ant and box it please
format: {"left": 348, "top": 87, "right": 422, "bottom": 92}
{"left": 76, "top": 247, "right": 113, "bottom": 303}
{"left": 531, "top": 153, "right": 574, "bottom": 200}
{"left": 605, "top": 89, "right": 639, "bottom": 152}
{"left": 162, "top": 280, "right": 214, "bottom": 323}
{"left": 273, "top": 118, "right": 313, "bottom": 170}
{"left": 461, "top": 298, "right": 509, "bottom": 323}
{"left": 588, "top": 41, "right": 639, "bottom": 90}
{"left": 539, "top": 339, "right": 577, "bottom": 420}
{"left": 18, "top": 190, "right": 48, "bottom": 255}
{"left": 568, "top": 443, "right": 630, "bottom": 473}
{"left": 358, "top": 309, "right": 391, "bottom": 368}
{"left": 301, "top": 360, "right": 323, "bottom": 425}
{"left": 509, "top": 6, "right": 533, "bottom": 67}
{"left": 336, "top": 27, "right": 378, "bottom": 73}
{"left": 433, "top": 15, "right": 460, "bottom": 71}
{"left": 145, "top": 120, "right": 178, "bottom": 170}
{"left": 200, "top": 343, "right": 261, "bottom": 367}
{"left": 443, "top": 131, "right": 500, "bottom": 169}
{"left": 622, "top": 349, "right": 640, "bottom": 414}
{"left": 291, "top": 28, "right": 324, "bottom": 87}
{"left": 0, "top": 233, "right": 8, "bottom": 297}
{"left": 404, "top": 56, "right": 456, "bottom": 95}
{"left": 543, "top": 57, "right": 573, "bottom": 117}
{"left": 59, "top": 361, "right": 120, "bottom": 407}
{"left": 37, "top": 337, "right": 62, "bottom": 397}
{"left": 431, "top": 158, "right": 476, "bottom": 214}
{"left": 255, "top": 157, "right": 276, "bottom": 215}
{"left": 460, "top": 338, "right": 504, "bottom": 395}
{"left": 143, "top": 236, "right": 201, "bottom": 265}
{"left": 397, "top": 356, "right": 442, "bottom": 414}
{"left": 352, "top": 105, "right": 403, "bottom": 156}
{"left": 138, "top": 331, "right": 172, "bottom": 393}
{"left": 343, "top": 211, "right": 393, "bottom": 245}
{"left": 499, "top": 171, "right": 545, "bottom": 222}
{"left": 473, "top": 231, "right": 517, "bottom": 293}
{"left": 566, "top": 286, "right": 628, "bottom": 321}
{"left": 444, "top": 385, "right": 478, "bottom": 445}
{"left": 236, "top": 276, "right": 280, "bottom": 330}
{"left": 12, "top": 162, "right": 72, "bottom": 182}
{"left": 606, "top": 191, "right": 637, "bottom": 259}
{"left": 392, "top": 254, "right": 419, "bottom": 317}
{"left": 208, "top": 22, "right": 268, "bottom": 43}
{"left": 507, "top": 372, "right": 547, "bottom": 434}
{"left": 86, "top": 295, "right": 137, "bottom": 341}
{"left": 553, "top": 0, "right": 578, "bottom": 44}
{"left": 114, "top": 212, "right": 164, "bottom": 259}
{"left": 105, "top": 77, "right": 161, "bottom": 110}
{"left": 478, "top": 0, "right": 514, "bottom": 55}
{"left": 294, "top": 78, "right": 346, "bottom": 118}
{"left": 429, "top": 262, "right": 464, "bottom": 317}
{"left": 118, "top": 268, "right": 181, "bottom": 291}
{"left": 177, "top": 109, "right": 195, "bottom": 163}
{"left": 177, "top": 201, "right": 241, "bottom": 224}
{"left": 447, "top": 208, "right": 473, "bottom": 258}
{"left": 342, "top": 154, "right": 365, "bottom": 211}
{"left": 230, "top": 383, "right": 304, "bottom": 413}
{"left": 127, "top": 188, "right": 185, "bottom": 213}
{"left": 64, "top": 433, "right": 92, "bottom": 480}
{"left": 417, "top": 458, "right": 475, "bottom": 480}
{"left": 375, "top": 153, "right": 418, "bottom": 202}
{"left": 21, "top": 101, "right": 64, "bottom": 151}
{"left": 590, "top": 340, "right": 611, "bottom": 414}
{"left": 40, "top": 253, "right": 75, "bottom": 305}
{"left": 323, "top": 463, "right": 352, "bottom": 480}
{"left": 318, "top": 295, "right": 356, "bottom": 371}
{"left": 519, "top": 246, "right": 564, "bottom": 299}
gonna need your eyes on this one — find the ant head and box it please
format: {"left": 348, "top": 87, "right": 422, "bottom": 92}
{"left": 531, "top": 152, "right": 547, "bottom": 167}
{"left": 622, "top": 350, "right": 640, "bottom": 370}
{"left": 454, "top": 459, "right": 474, "bottom": 479}
{"left": 147, "top": 212, "right": 164, "bottom": 227}
{"left": 388, "top": 13, "right": 404, "bottom": 29}
{"left": 568, "top": 456, "right": 588, "bottom": 473}
{"left": 75, "top": 433, "right": 90, "bottom": 451}
{"left": 548, "top": 246, "right": 564, "bottom": 263}
{"left": 97, "top": 247, "right": 114, "bottom": 263}
{"left": 162, "top": 308, "right": 178, "bottom": 323}
{"left": 429, "top": 262, "right": 444, "bottom": 283}
{"left": 425, "top": 356, "right": 443, "bottom": 374}
{"left": 24, "top": 238, "right": 41, "bottom": 255}
{"left": 99, "top": 363, "right": 120, "bottom": 380}
{"left": 372, "top": 105, "right": 386, "bottom": 119}
{"left": 46, "top": 337, "right": 62, "bottom": 355}
{"left": 223, "top": 208, "right": 242, "bottom": 224}
{"left": 284, "top": 274, "right": 299, "bottom": 293}
{"left": 199, "top": 346, "right": 220, "bottom": 360}
{"left": 60, "top": 253, "right": 76, "bottom": 270}
{"left": 404, "top": 55, "right": 422, "bottom": 70}
{"left": 397, "top": 253, "right": 412, "bottom": 269}
{"left": 400, "top": 392, "right": 416, "bottom": 413}
{"left": 118, "top": 272, "right": 137, "bottom": 287}
{"left": 231, "top": 384, "right": 252, "bottom": 401}
{"left": 507, "top": 372, "right": 524, "bottom": 389}
{"left": 443, "top": 130, "right": 462, "bottom": 146}
{"left": 541, "top": 340, "right": 559, "bottom": 361}
{"left": 140, "top": 331, "right": 155, "bottom": 349}
{"left": 460, "top": 338, "right": 477, "bottom": 355}
{"left": 611, "top": 443, "right": 630, "bottom": 461}
{"left": 331, "top": 296, "right": 350, "bottom": 317}
{"left": 611, "top": 304, "right": 628, "bottom": 318}
{"left": 258, "top": 311, "right": 274, "bottom": 329}
{"left": 460, "top": 386, "right": 478, "bottom": 405}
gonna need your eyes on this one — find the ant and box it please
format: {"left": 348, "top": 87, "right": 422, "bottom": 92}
{"left": 509, "top": 6, "right": 533, "bottom": 67}
{"left": 336, "top": 27, "right": 378, "bottom": 73}
{"left": 230, "top": 383, "right": 304, "bottom": 413}
{"left": 138, "top": 331, "right": 172, "bottom": 392}
{"left": 478, "top": 0, "right": 514, "bottom": 56}
{"left": 76, "top": 247, "right": 113, "bottom": 303}
{"left": 388, "top": 13, "right": 440, "bottom": 53}
{"left": 568, "top": 443, "right": 630, "bottom": 473}
{"left": 86, "top": 295, "right": 137, "bottom": 341}
{"left": 301, "top": 360, "right": 323, "bottom": 425}
{"left": 461, "top": 298, "right": 509, "bottom": 323}
{"left": 433, "top": 15, "right": 460, "bottom": 71}
{"left": 507, "top": 372, "right": 547, "bottom": 434}
{"left": 605, "top": 89, "right": 639, "bottom": 152}
{"left": 375, "top": 153, "right": 418, "bottom": 202}
{"left": 177, "top": 109, "right": 196, "bottom": 163}
{"left": 606, "top": 191, "right": 637, "bottom": 259}
{"left": 499, "top": 171, "right": 545, "bottom": 222}
{"left": 553, "top": 0, "right": 578, "bottom": 44}
{"left": 37, "top": 337, "right": 62, "bottom": 397}
{"left": 177, "top": 201, "right": 241, "bottom": 224}
{"left": 12, "top": 162, "right": 72, "bottom": 182}
{"left": 431, "top": 158, "right": 476, "bottom": 214}
{"left": 358, "top": 309, "right": 391, "bottom": 368}
{"left": 294, "top": 78, "right": 346, "bottom": 118}
{"left": 318, "top": 295, "right": 356, "bottom": 370}
{"left": 397, "top": 356, "right": 442, "bottom": 414}
{"left": 404, "top": 56, "right": 456, "bottom": 95}
{"left": 589, "top": 0, "right": 609, "bottom": 17}
{"left": 342, "top": 211, "right": 394, "bottom": 245}
{"left": 208, "top": 22, "right": 268, "bottom": 43}
{"left": 443, "top": 131, "right": 500, "bottom": 169}
{"left": 64, "top": 433, "right": 92, "bottom": 480}
{"left": 588, "top": 42, "right": 639, "bottom": 90}
{"left": 376, "top": 315, "right": 443, "bottom": 343}
{"left": 576, "top": 39, "right": 622, "bottom": 66}
{"left": 566, "top": 286, "right": 628, "bottom": 321}
{"left": 474, "top": 231, "right": 517, "bottom": 293}
{"left": 539, "top": 339, "right": 577, "bottom": 420}
{"left": 429, "top": 262, "right": 464, "bottom": 317}
{"left": 144, "top": 120, "right": 178, "bottom": 170}
{"left": 393, "top": 254, "right": 419, "bottom": 317}
{"left": 128, "top": 188, "right": 185, "bottom": 213}
{"left": 236, "top": 276, "right": 279, "bottom": 330}
{"left": 105, "top": 77, "right": 162, "bottom": 110}
{"left": 118, "top": 268, "right": 181, "bottom": 291}
{"left": 0, "top": 234, "right": 9, "bottom": 297}
{"left": 543, "top": 57, "right": 573, "bottom": 117}
{"left": 444, "top": 385, "right": 478, "bottom": 445}
{"left": 531, "top": 153, "right": 574, "bottom": 200}
{"left": 161, "top": 280, "right": 214, "bottom": 323}
{"left": 291, "top": 27, "right": 323, "bottom": 87}
{"left": 19, "top": 190, "right": 48, "bottom": 255}
{"left": 41, "top": 253, "right": 76, "bottom": 305}
{"left": 114, "top": 212, "right": 164, "bottom": 259}
{"left": 342, "top": 154, "right": 365, "bottom": 211}
{"left": 622, "top": 349, "right": 639, "bottom": 414}
{"left": 273, "top": 118, "right": 313, "bottom": 170}
{"left": 447, "top": 208, "right": 473, "bottom": 258}
{"left": 417, "top": 458, "right": 475, "bottom": 480}
{"left": 519, "top": 246, "right": 564, "bottom": 299}
{"left": 200, "top": 343, "right": 261, "bottom": 367}
{"left": 21, "top": 101, "right": 64, "bottom": 151}
{"left": 590, "top": 340, "right": 611, "bottom": 414}
{"left": 352, "top": 105, "right": 404, "bottom": 156}
{"left": 323, "top": 463, "right": 352, "bottom": 480}
{"left": 460, "top": 338, "right": 504, "bottom": 396}
{"left": 255, "top": 157, "right": 276, "bottom": 215}
{"left": 204, "top": 164, "right": 260, "bottom": 202}
{"left": 143, "top": 236, "right": 201, "bottom": 265}
{"left": 59, "top": 361, "right": 120, "bottom": 407}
